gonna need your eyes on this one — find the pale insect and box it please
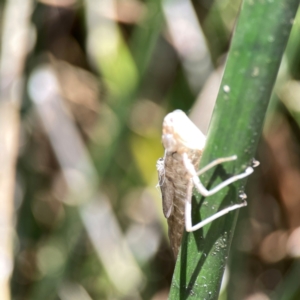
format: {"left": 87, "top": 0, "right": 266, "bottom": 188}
{"left": 156, "top": 110, "right": 259, "bottom": 257}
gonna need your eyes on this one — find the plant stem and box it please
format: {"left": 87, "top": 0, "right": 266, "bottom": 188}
{"left": 169, "top": 0, "right": 299, "bottom": 299}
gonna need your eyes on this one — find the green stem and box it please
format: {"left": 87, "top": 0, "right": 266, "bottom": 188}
{"left": 169, "top": 0, "right": 299, "bottom": 299}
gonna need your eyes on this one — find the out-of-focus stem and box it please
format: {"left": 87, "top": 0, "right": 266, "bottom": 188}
{"left": 0, "top": 104, "right": 19, "bottom": 300}
{"left": 162, "top": 0, "right": 213, "bottom": 94}
{"left": 0, "top": 1, "right": 33, "bottom": 299}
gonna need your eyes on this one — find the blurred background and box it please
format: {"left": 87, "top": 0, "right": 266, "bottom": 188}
{"left": 0, "top": 0, "right": 300, "bottom": 299}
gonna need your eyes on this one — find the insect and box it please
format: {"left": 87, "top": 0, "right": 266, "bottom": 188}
{"left": 157, "top": 110, "right": 259, "bottom": 257}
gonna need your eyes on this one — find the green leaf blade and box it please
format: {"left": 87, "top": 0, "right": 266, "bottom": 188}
{"left": 169, "top": 0, "right": 299, "bottom": 299}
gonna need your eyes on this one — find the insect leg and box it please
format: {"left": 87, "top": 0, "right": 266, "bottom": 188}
{"left": 185, "top": 198, "right": 247, "bottom": 232}
{"left": 197, "top": 156, "right": 260, "bottom": 177}
{"left": 184, "top": 178, "right": 194, "bottom": 232}
{"left": 182, "top": 153, "right": 254, "bottom": 197}
{"left": 197, "top": 155, "right": 237, "bottom": 176}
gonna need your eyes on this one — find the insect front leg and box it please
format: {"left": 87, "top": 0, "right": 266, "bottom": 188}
{"left": 196, "top": 155, "right": 237, "bottom": 176}
{"left": 182, "top": 153, "right": 254, "bottom": 197}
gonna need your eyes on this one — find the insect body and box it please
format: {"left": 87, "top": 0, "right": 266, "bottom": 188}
{"left": 157, "top": 110, "right": 258, "bottom": 257}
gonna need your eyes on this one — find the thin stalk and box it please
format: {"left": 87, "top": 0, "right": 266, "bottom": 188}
{"left": 0, "top": 1, "right": 33, "bottom": 299}
{"left": 169, "top": 0, "right": 299, "bottom": 299}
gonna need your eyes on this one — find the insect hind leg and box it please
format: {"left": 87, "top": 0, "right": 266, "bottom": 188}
{"left": 185, "top": 198, "right": 247, "bottom": 232}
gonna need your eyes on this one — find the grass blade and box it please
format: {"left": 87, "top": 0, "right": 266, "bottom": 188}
{"left": 169, "top": 0, "right": 299, "bottom": 299}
